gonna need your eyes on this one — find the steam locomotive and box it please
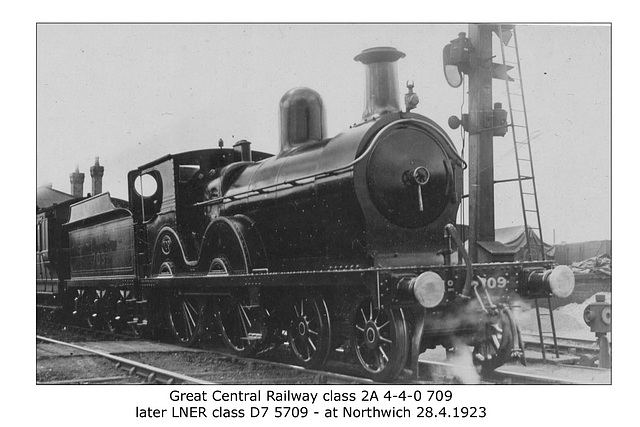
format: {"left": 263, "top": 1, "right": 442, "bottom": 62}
{"left": 36, "top": 46, "right": 574, "bottom": 382}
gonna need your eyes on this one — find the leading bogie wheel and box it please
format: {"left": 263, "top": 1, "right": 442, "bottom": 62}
{"left": 472, "top": 309, "right": 515, "bottom": 374}
{"left": 351, "top": 299, "right": 408, "bottom": 382}
{"left": 288, "top": 295, "right": 331, "bottom": 369}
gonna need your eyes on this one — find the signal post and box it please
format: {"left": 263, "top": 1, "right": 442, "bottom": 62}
{"left": 443, "top": 24, "right": 512, "bottom": 263}
{"left": 467, "top": 24, "right": 496, "bottom": 263}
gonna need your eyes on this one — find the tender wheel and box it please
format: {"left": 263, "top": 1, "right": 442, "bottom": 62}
{"left": 166, "top": 293, "right": 206, "bottom": 346}
{"left": 75, "top": 289, "right": 98, "bottom": 329}
{"left": 215, "top": 295, "right": 264, "bottom": 357}
{"left": 288, "top": 295, "right": 331, "bottom": 369}
{"left": 128, "top": 291, "right": 149, "bottom": 339}
{"left": 131, "top": 321, "right": 146, "bottom": 338}
{"left": 351, "top": 299, "right": 408, "bottom": 382}
{"left": 472, "top": 309, "right": 515, "bottom": 374}
{"left": 100, "top": 290, "right": 122, "bottom": 334}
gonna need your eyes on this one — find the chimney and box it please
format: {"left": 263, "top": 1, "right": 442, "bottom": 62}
{"left": 354, "top": 47, "right": 406, "bottom": 121}
{"left": 90, "top": 157, "right": 104, "bottom": 195}
{"left": 69, "top": 165, "right": 85, "bottom": 198}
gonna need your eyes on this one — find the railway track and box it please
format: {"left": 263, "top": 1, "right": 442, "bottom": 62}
{"left": 37, "top": 318, "right": 610, "bottom": 385}
{"left": 39, "top": 333, "right": 608, "bottom": 386}
{"left": 37, "top": 319, "right": 372, "bottom": 384}
{"left": 521, "top": 332, "right": 603, "bottom": 354}
{"left": 37, "top": 335, "right": 208, "bottom": 384}
{"left": 37, "top": 316, "right": 395, "bottom": 384}
{"left": 490, "top": 363, "right": 610, "bottom": 385}
{"left": 36, "top": 334, "right": 378, "bottom": 385}
{"left": 416, "top": 354, "right": 611, "bottom": 385}
{"left": 37, "top": 319, "right": 140, "bottom": 344}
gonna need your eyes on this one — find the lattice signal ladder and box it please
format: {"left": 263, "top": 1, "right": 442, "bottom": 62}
{"left": 497, "top": 25, "right": 546, "bottom": 262}
{"left": 498, "top": 25, "right": 559, "bottom": 362}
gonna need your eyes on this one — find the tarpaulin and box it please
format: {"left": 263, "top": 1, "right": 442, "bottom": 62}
{"left": 494, "top": 225, "right": 555, "bottom": 261}
{"left": 571, "top": 254, "right": 612, "bottom": 277}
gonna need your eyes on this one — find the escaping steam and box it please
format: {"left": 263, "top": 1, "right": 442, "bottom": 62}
{"left": 446, "top": 338, "right": 481, "bottom": 384}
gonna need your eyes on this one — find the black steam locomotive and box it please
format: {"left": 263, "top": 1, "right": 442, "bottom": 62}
{"left": 36, "top": 47, "right": 574, "bottom": 382}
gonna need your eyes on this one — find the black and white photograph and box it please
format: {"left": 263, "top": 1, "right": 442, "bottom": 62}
{"left": 18, "top": 10, "right": 629, "bottom": 425}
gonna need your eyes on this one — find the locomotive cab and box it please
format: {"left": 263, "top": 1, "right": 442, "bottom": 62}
{"left": 127, "top": 148, "right": 272, "bottom": 275}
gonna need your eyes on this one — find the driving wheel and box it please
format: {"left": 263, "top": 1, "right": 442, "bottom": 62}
{"left": 351, "top": 298, "right": 408, "bottom": 382}
{"left": 288, "top": 295, "right": 331, "bottom": 369}
{"left": 166, "top": 292, "right": 206, "bottom": 346}
{"left": 215, "top": 294, "right": 264, "bottom": 357}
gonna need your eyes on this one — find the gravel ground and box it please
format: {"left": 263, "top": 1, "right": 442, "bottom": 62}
{"left": 36, "top": 321, "right": 319, "bottom": 384}
{"left": 36, "top": 345, "right": 326, "bottom": 385}
{"left": 125, "top": 351, "right": 317, "bottom": 383}
{"left": 37, "top": 354, "right": 133, "bottom": 383}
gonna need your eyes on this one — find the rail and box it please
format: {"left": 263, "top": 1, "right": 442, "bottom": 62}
{"left": 417, "top": 359, "right": 609, "bottom": 385}
{"left": 37, "top": 335, "right": 213, "bottom": 385}
{"left": 36, "top": 333, "right": 375, "bottom": 385}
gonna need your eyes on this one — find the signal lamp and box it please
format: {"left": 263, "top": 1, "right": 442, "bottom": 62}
{"left": 442, "top": 32, "right": 473, "bottom": 88}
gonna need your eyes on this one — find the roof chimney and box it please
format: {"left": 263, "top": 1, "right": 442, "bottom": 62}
{"left": 69, "top": 165, "right": 85, "bottom": 198}
{"left": 90, "top": 157, "right": 104, "bottom": 195}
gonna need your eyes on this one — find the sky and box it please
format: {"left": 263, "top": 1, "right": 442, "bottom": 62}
{"left": 36, "top": 24, "right": 611, "bottom": 244}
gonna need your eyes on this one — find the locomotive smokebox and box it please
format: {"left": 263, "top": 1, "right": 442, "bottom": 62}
{"left": 354, "top": 47, "right": 406, "bottom": 120}
{"left": 279, "top": 87, "right": 326, "bottom": 153}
